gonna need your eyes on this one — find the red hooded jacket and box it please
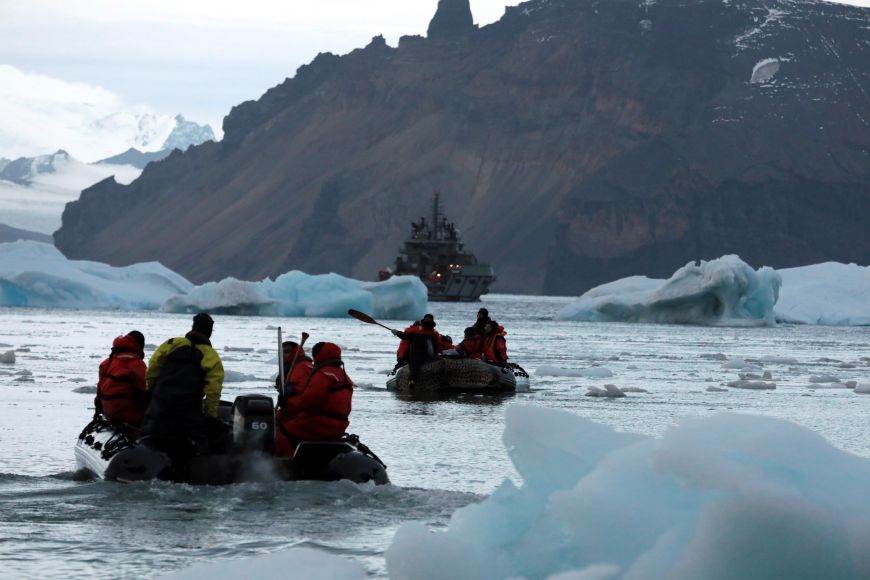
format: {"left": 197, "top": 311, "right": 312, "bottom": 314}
{"left": 96, "top": 335, "right": 148, "bottom": 426}
{"left": 275, "top": 342, "right": 353, "bottom": 457}
{"left": 482, "top": 325, "right": 508, "bottom": 364}
{"left": 396, "top": 324, "right": 451, "bottom": 361}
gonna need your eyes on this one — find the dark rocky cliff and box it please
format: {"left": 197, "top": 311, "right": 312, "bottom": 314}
{"left": 55, "top": 0, "right": 870, "bottom": 294}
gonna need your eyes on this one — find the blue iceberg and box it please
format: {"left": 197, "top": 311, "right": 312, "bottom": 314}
{"left": 0, "top": 241, "right": 427, "bottom": 320}
{"left": 557, "top": 255, "right": 781, "bottom": 325}
{"left": 387, "top": 405, "right": 870, "bottom": 579}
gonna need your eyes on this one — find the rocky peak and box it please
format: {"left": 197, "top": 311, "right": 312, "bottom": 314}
{"left": 427, "top": 0, "right": 475, "bottom": 39}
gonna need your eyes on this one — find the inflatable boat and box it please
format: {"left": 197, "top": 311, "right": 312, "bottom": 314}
{"left": 386, "top": 358, "right": 530, "bottom": 394}
{"left": 75, "top": 395, "right": 388, "bottom": 485}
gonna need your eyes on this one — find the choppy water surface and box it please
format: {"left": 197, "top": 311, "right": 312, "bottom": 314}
{"left": 1, "top": 295, "right": 868, "bottom": 577}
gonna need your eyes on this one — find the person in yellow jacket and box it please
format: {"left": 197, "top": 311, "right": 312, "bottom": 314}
{"left": 141, "top": 313, "right": 224, "bottom": 451}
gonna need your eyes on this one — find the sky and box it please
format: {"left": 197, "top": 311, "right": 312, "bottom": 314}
{"left": 1, "top": 0, "right": 868, "bottom": 157}
{"left": 1, "top": 1, "right": 524, "bottom": 138}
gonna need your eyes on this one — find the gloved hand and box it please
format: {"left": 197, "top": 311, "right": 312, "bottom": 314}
{"left": 391, "top": 329, "right": 402, "bottom": 337}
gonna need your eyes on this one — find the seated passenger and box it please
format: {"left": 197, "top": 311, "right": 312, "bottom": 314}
{"left": 395, "top": 320, "right": 421, "bottom": 368}
{"left": 456, "top": 326, "right": 484, "bottom": 359}
{"left": 95, "top": 331, "right": 148, "bottom": 428}
{"left": 472, "top": 308, "right": 491, "bottom": 334}
{"left": 275, "top": 341, "right": 313, "bottom": 399}
{"left": 274, "top": 342, "right": 353, "bottom": 458}
{"left": 392, "top": 314, "right": 449, "bottom": 384}
{"left": 481, "top": 320, "right": 509, "bottom": 364}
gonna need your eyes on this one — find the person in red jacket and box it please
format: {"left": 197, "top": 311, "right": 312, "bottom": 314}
{"left": 393, "top": 314, "right": 452, "bottom": 383}
{"left": 481, "top": 320, "right": 509, "bottom": 364}
{"left": 274, "top": 342, "right": 353, "bottom": 458}
{"left": 457, "top": 326, "right": 484, "bottom": 359}
{"left": 274, "top": 341, "right": 313, "bottom": 395}
{"left": 95, "top": 331, "right": 149, "bottom": 428}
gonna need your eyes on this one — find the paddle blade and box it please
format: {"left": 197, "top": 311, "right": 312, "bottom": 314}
{"left": 347, "top": 308, "right": 377, "bottom": 325}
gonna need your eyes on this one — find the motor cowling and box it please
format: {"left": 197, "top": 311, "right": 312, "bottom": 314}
{"left": 232, "top": 395, "right": 275, "bottom": 453}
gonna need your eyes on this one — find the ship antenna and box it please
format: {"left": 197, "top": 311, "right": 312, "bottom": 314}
{"left": 432, "top": 190, "right": 443, "bottom": 238}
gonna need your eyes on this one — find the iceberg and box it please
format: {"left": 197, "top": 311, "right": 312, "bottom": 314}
{"left": 774, "top": 262, "right": 870, "bottom": 325}
{"left": 557, "top": 256, "right": 870, "bottom": 326}
{"left": 557, "top": 256, "right": 781, "bottom": 325}
{"left": 387, "top": 405, "right": 870, "bottom": 579}
{"left": 162, "top": 271, "right": 427, "bottom": 321}
{"left": 0, "top": 241, "right": 427, "bottom": 320}
{"left": 0, "top": 240, "right": 192, "bottom": 310}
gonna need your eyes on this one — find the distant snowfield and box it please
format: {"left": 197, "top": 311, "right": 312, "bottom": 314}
{"left": 0, "top": 241, "right": 427, "bottom": 321}
{"left": 0, "top": 65, "right": 180, "bottom": 162}
{"left": 557, "top": 255, "right": 870, "bottom": 326}
{"left": 0, "top": 156, "right": 141, "bottom": 234}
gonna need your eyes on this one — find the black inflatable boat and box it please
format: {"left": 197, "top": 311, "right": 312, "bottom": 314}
{"left": 386, "top": 358, "right": 530, "bottom": 394}
{"left": 75, "top": 395, "right": 388, "bottom": 485}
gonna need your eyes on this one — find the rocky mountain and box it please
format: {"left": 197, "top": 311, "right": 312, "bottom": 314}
{"left": 96, "top": 148, "right": 173, "bottom": 170}
{"left": 96, "top": 116, "right": 215, "bottom": 169}
{"left": 0, "top": 158, "right": 9, "bottom": 172}
{"left": 0, "top": 223, "right": 52, "bottom": 244}
{"left": 55, "top": 0, "right": 870, "bottom": 294}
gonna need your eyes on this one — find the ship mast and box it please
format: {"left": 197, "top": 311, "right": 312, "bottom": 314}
{"left": 432, "top": 191, "right": 443, "bottom": 239}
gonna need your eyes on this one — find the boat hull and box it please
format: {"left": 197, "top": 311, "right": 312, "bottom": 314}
{"left": 386, "top": 358, "right": 528, "bottom": 394}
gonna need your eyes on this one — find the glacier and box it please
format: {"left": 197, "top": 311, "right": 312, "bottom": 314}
{"left": 557, "top": 255, "right": 870, "bottom": 326}
{"left": 386, "top": 404, "right": 870, "bottom": 580}
{"left": 0, "top": 241, "right": 427, "bottom": 320}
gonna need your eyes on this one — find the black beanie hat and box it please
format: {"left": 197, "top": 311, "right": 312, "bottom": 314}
{"left": 478, "top": 308, "right": 489, "bottom": 318}
{"left": 192, "top": 312, "right": 214, "bottom": 338}
{"left": 127, "top": 330, "right": 145, "bottom": 349}
{"left": 312, "top": 342, "right": 326, "bottom": 358}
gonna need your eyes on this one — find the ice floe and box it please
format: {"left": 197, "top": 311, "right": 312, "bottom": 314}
{"left": 557, "top": 256, "right": 780, "bottom": 325}
{"left": 387, "top": 405, "right": 870, "bottom": 579}
{"left": 0, "top": 350, "right": 14, "bottom": 364}
{"left": 558, "top": 255, "right": 870, "bottom": 326}
{"left": 727, "top": 379, "right": 776, "bottom": 390}
{"left": 585, "top": 384, "right": 626, "bottom": 398}
{"left": 536, "top": 365, "right": 614, "bottom": 379}
{"left": 0, "top": 241, "right": 427, "bottom": 320}
{"left": 160, "top": 546, "right": 365, "bottom": 580}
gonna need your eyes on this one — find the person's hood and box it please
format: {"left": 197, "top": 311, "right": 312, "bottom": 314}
{"left": 314, "top": 342, "right": 342, "bottom": 364}
{"left": 283, "top": 345, "right": 307, "bottom": 364}
{"left": 111, "top": 335, "right": 144, "bottom": 358}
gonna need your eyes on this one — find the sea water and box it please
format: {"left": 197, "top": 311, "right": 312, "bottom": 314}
{"left": 0, "top": 294, "right": 868, "bottom": 578}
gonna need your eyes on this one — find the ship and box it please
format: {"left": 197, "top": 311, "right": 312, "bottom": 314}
{"left": 379, "top": 193, "right": 495, "bottom": 302}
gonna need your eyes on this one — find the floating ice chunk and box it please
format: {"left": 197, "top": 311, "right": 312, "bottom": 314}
{"left": 700, "top": 353, "right": 728, "bottom": 361}
{"left": 224, "top": 346, "right": 255, "bottom": 353}
{"left": 0, "top": 350, "right": 14, "bottom": 364}
{"left": 160, "top": 546, "right": 366, "bottom": 580}
{"left": 586, "top": 384, "right": 626, "bottom": 398}
{"left": 722, "top": 358, "right": 761, "bottom": 371}
{"left": 809, "top": 383, "right": 848, "bottom": 390}
{"left": 727, "top": 379, "right": 776, "bottom": 390}
{"left": 739, "top": 371, "right": 773, "bottom": 380}
{"left": 387, "top": 405, "right": 870, "bottom": 579}
{"left": 774, "top": 262, "right": 870, "bottom": 325}
{"left": 750, "top": 58, "right": 780, "bottom": 83}
{"left": 845, "top": 381, "right": 857, "bottom": 389}
{"left": 163, "top": 271, "right": 426, "bottom": 320}
{"left": 855, "top": 384, "right": 870, "bottom": 394}
{"left": 72, "top": 385, "right": 97, "bottom": 394}
{"left": 537, "top": 365, "right": 613, "bottom": 378}
{"left": 706, "top": 386, "right": 728, "bottom": 392}
{"left": 809, "top": 374, "right": 841, "bottom": 384}
{"left": 621, "top": 387, "right": 648, "bottom": 393}
{"left": 0, "top": 241, "right": 192, "bottom": 310}
{"left": 758, "top": 355, "right": 799, "bottom": 365}
{"left": 223, "top": 370, "right": 258, "bottom": 383}
{"left": 557, "top": 256, "right": 781, "bottom": 325}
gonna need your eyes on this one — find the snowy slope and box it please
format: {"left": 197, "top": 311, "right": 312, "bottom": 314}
{"left": 0, "top": 151, "right": 141, "bottom": 234}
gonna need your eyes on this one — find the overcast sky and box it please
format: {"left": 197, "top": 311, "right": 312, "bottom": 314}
{"left": 2, "top": 1, "right": 524, "bottom": 133}
{"left": 2, "top": 0, "right": 868, "bottom": 140}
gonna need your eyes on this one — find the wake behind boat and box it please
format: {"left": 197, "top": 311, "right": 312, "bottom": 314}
{"left": 75, "top": 394, "right": 389, "bottom": 485}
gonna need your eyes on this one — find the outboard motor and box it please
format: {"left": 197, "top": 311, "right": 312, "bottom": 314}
{"left": 232, "top": 395, "right": 275, "bottom": 454}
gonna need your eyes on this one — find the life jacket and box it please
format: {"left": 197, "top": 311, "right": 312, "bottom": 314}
{"left": 97, "top": 335, "right": 148, "bottom": 426}
{"left": 458, "top": 334, "right": 485, "bottom": 359}
{"left": 483, "top": 325, "right": 509, "bottom": 363}
{"left": 141, "top": 333, "right": 208, "bottom": 441}
{"left": 275, "top": 342, "right": 353, "bottom": 457}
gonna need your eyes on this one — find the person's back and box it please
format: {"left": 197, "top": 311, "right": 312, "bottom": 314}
{"left": 457, "top": 327, "right": 484, "bottom": 359}
{"left": 275, "top": 342, "right": 353, "bottom": 457}
{"left": 141, "top": 313, "right": 224, "bottom": 451}
{"left": 96, "top": 331, "right": 148, "bottom": 427}
{"left": 481, "top": 320, "right": 509, "bottom": 364}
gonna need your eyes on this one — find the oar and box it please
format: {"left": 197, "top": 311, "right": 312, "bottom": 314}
{"left": 347, "top": 309, "right": 399, "bottom": 334}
